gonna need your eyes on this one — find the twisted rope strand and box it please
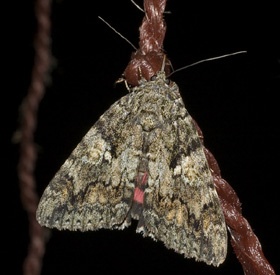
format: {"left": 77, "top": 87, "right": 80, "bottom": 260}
{"left": 124, "top": 0, "right": 171, "bottom": 86}
{"left": 18, "top": 0, "right": 51, "bottom": 274}
{"left": 198, "top": 124, "right": 275, "bottom": 274}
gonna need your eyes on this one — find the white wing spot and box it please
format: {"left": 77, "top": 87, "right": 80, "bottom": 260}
{"left": 174, "top": 165, "right": 182, "bottom": 175}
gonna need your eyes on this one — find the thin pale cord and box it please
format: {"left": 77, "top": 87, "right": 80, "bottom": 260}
{"left": 131, "top": 0, "right": 145, "bottom": 12}
{"left": 130, "top": 0, "right": 171, "bottom": 14}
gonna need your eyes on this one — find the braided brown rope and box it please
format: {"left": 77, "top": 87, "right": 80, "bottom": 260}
{"left": 124, "top": 0, "right": 171, "bottom": 86}
{"left": 124, "top": 0, "right": 275, "bottom": 274}
{"left": 195, "top": 122, "right": 275, "bottom": 274}
{"left": 18, "top": 0, "right": 51, "bottom": 274}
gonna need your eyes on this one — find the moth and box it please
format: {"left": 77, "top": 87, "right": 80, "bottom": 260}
{"left": 36, "top": 70, "right": 227, "bottom": 266}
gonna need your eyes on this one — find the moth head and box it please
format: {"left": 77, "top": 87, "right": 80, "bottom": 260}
{"left": 123, "top": 50, "right": 172, "bottom": 87}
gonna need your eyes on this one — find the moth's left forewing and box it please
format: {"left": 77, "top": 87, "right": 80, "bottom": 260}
{"left": 140, "top": 82, "right": 227, "bottom": 266}
{"left": 36, "top": 95, "right": 140, "bottom": 231}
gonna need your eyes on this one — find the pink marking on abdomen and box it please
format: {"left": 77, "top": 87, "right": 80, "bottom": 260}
{"left": 133, "top": 187, "right": 144, "bottom": 204}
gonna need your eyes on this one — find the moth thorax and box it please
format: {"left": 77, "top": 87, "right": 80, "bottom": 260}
{"left": 140, "top": 112, "right": 159, "bottom": 132}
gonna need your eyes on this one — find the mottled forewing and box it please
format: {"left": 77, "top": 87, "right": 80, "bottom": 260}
{"left": 139, "top": 92, "right": 227, "bottom": 266}
{"left": 36, "top": 95, "right": 140, "bottom": 231}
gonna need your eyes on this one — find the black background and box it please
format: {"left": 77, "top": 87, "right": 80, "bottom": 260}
{"left": 9, "top": 0, "right": 280, "bottom": 274}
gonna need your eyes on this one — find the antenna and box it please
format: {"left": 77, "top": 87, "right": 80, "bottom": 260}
{"left": 98, "top": 16, "right": 137, "bottom": 50}
{"left": 168, "top": 50, "right": 247, "bottom": 77}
